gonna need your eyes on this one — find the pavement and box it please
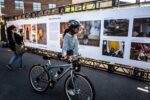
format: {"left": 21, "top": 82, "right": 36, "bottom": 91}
{"left": 0, "top": 45, "right": 150, "bottom": 100}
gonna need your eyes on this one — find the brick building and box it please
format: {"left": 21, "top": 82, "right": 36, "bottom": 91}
{"left": 72, "top": 0, "right": 96, "bottom": 4}
{"left": 0, "top": 0, "right": 72, "bottom": 17}
{"left": 0, "top": 0, "right": 98, "bottom": 41}
{"left": 0, "top": 0, "right": 100, "bottom": 17}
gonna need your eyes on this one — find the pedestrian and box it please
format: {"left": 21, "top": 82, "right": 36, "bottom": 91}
{"left": 62, "top": 20, "right": 81, "bottom": 58}
{"left": 61, "top": 20, "right": 81, "bottom": 95}
{"left": 6, "top": 25, "right": 25, "bottom": 70}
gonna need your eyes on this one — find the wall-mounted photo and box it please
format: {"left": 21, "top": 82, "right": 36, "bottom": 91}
{"left": 130, "top": 42, "right": 150, "bottom": 62}
{"left": 32, "top": 24, "right": 37, "bottom": 33}
{"left": 60, "top": 20, "right": 101, "bottom": 47}
{"left": 104, "top": 19, "right": 129, "bottom": 36}
{"left": 37, "top": 24, "right": 47, "bottom": 45}
{"left": 31, "top": 24, "right": 37, "bottom": 43}
{"left": 133, "top": 18, "right": 150, "bottom": 37}
{"left": 102, "top": 40, "right": 125, "bottom": 58}
{"left": 79, "top": 20, "right": 101, "bottom": 46}
{"left": 24, "top": 24, "right": 31, "bottom": 41}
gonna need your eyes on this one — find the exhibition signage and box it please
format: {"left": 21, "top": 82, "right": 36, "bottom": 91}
{"left": 7, "top": 3, "right": 150, "bottom": 69}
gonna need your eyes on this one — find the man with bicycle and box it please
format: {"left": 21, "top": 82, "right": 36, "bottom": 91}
{"left": 29, "top": 20, "right": 95, "bottom": 100}
{"left": 61, "top": 20, "right": 81, "bottom": 95}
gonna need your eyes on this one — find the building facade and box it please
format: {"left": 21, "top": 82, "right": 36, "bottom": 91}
{"left": 1, "top": 0, "right": 72, "bottom": 17}
{"left": 1, "top": 0, "right": 98, "bottom": 41}
{"left": 1, "top": 0, "right": 111, "bottom": 17}
{"left": 72, "top": 0, "right": 96, "bottom": 4}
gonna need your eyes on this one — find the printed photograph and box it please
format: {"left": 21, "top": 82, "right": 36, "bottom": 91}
{"left": 130, "top": 42, "right": 150, "bottom": 62}
{"left": 60, "top": 20, "right": 101, "bottom": 47}
{"left": 37, "top": 24, "right": 47, "bottom": 44}
{"left": 104, "top": 19, "right": 129, "bottom": 36}
{"left": 32, "top": 24, "right": 37, "bottom": 33}
{"left": 79, "top": 20, "right": 101, "bottom": 46}
{"left": 24, "top": 24, "right": 31, "bottom": 41}
{"left": 32, "top": 34, "right": 36, "bottom": 43}
{"left": 31, "top": 24, "right": 37, "bottom": 43}
{"left": 133, "top": 18, "right": 150, "bottom": 37}
{"left": 102, "top": 40, "right": 125, "bottom": 58}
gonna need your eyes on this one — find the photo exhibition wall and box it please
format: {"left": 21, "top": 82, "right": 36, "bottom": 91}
{"left": 7, "top": 6, "right": 150, "bottom": 69}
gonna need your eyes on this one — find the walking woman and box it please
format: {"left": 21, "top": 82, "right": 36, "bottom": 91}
{"left": 6, "top": 25, "right": 24, "bottom": 70}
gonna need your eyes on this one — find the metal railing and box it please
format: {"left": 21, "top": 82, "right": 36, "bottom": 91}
{"left": 26, "top": 47, "right": 150, "bottom": 82}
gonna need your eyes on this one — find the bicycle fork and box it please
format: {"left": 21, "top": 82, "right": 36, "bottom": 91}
{"left": 70, "top": 71, "right": 80, "bottom": 95}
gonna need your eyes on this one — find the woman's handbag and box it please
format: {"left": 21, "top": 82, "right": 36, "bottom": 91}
{"left": 15, "top": 43, "right": 26, "bottom": 55}
{"left": 12, "top": 32, "right": 26, "bottom": 55}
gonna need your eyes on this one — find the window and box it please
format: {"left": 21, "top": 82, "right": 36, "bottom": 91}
{"left": 33, "top": 2, "right": 41, "bottom": 11}
{"left": 15, "top": 0, "right": 24, "bottom": 9}
{"left": 0, "top": 0, "right": 4, "bottom": 8}
{"left": 119, "top": 0, "right": 136, "bottom": 3}
{"left": 49, "top": 4, "right": 56, "bottom": 9}
{"left": 119, "top": 0, "right": 150, "bottom": 3}
{"left": 140, "top": 0, "right": 150, "bottom": 2}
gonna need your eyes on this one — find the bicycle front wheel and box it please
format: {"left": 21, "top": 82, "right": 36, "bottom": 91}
{"left": 29, "top": 65, "right": 50, "bottom": 93}
{"left": 64, "top": 73, "right": 95, "bottom": 100}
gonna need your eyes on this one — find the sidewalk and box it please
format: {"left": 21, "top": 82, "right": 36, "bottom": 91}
{"left": 0, "top": 46, "right": 149, "bottom": 100}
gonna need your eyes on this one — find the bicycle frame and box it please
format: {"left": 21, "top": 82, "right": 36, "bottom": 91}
{"left": 47, "top": 62, "right": 78, "bottom": 94}
{"left": 46, "top": 60, "right": 75, "bottom": 82}
{"left": 30, "top": 57, "right": 95, "bottom": 100}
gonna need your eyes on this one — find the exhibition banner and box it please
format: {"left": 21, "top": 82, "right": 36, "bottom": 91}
{"left": 7, "top": 6, "right": 150, "bottom": 68}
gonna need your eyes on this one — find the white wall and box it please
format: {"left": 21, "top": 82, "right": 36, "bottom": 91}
{"left": 7, "top": 6, "right": 150, "bottom": 69}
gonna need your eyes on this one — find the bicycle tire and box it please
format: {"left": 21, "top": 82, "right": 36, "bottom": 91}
{"left": 64, "top": 73, "right": 95, "bottom": 100}
{"left": 29, "top": 64, "right": 50, "bottom": 93}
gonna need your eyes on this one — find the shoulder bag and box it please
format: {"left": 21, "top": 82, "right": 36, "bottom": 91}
{"left": 12, "top": 32, "right": 26, "bottom": 55}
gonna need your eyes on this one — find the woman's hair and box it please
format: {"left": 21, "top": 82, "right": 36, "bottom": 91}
{"left": 63, "top": 28, "right": 70, "bottom": 38}
{"left": 7, "top": 25, "right": 16, "bottom": 33}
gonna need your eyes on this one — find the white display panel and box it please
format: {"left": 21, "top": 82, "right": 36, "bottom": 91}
{"left": 7, "top": 6, "right": 150, "bottom": 69}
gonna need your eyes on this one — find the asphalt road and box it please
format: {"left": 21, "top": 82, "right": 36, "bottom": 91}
{"left": 0, "top": 46, "right": 150, "bottom": 100}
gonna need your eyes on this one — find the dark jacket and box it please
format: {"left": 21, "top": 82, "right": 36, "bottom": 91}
{"left": 7, "top": 31, "right": 23, "bottom": 51}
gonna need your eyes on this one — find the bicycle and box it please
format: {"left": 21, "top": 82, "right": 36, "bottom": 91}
{"left": 29, "top": 55, "right": 95, "bottom": 100}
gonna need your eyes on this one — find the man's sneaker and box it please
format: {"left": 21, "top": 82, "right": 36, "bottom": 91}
{"left": 67, "top": 89, "right": 75, "bottom": 96}
{"left": 6, "top": 64, "right": 13, "bottom": 71}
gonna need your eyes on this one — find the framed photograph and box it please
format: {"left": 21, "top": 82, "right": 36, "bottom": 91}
{"left": 31, "top": 24, "right": 37, "bottom": 43}
{"left": 102, "top": 40, "right": 125, "bottom": 58}
{"left": 133, "top": 18, "right": 150, "bottom": 37}
{"left": 24, "top": 24, "right": 31, "bottom": 41}
{"left": 130, "top": 42, "right": 150, "bottom": 62}
{"left": 104, "top": 19, "right": 129, "bottom": 36}
{"left": 37, "top": 24, "right": 47, "bottom": 44}
{"left": 79, "top": 20, "right": 101, "bottom": 46}
{"left": 60, "top": 20, "right": 101, "bottom": 47}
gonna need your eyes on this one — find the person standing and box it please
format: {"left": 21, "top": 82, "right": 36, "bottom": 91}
{"left": 61, "top": 20, "right": 81, "bottom": 95}
{"left": 6, "top": 25, "right": 24, "bottom": 70}
{"left": 62, "top": 20, "right": 81, "bottom": 58}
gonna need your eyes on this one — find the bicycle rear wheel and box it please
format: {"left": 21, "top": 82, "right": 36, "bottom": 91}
{"left": 29, "top": 65, "right": 50, "bottom": 93}
{"left": 64, "top": 73, "right": 95, "bottom": 100}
